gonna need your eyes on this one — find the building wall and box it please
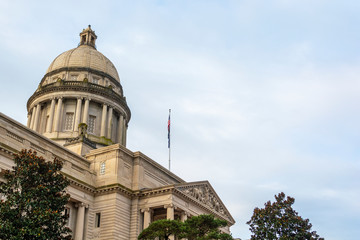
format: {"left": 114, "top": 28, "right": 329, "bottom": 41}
{"left": 0, "top": 113, "right": 234, "bottom": 239}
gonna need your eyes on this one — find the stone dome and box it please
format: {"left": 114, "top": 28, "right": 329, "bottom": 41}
{"left": 46, "top": 45, "right": 120, "bottom": 82}
{"left": 27, "top": 26, "right": 131, "bottom": 149}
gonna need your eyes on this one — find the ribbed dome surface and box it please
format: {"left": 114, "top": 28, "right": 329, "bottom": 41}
{"left": 46, "top": 45, "right": 120, "bottom": 82}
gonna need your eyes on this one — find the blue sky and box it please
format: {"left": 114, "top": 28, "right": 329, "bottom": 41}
{"left": 1, "top": 1, "right": 359, "bottom": 239}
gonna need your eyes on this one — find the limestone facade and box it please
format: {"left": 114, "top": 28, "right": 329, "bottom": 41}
{"left": 0, "top": 26, "right": 235, "bottom": 240}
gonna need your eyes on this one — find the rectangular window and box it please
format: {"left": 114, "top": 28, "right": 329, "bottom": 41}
{"left": 70, "top": 75, "right": 78, "bottom": 81}
{"left": 100, "top": 162, "right": 106, "bottom": 175}
{"left": 88, "top": 115, "right": 96, "bottom": 133}
{"left": 64, "top": 113, "right": 74, "bottom": 131}
{"left": 95, "top": 213, "right": 101, "bottom": 228}
{"left": 65, "top": 207, "right": 70, "bottom": 226}
{"left": 92, "top": 78, "right": 99, "bottom": 84}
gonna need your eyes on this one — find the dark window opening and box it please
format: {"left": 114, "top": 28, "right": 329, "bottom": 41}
{"left": 95, "top": 213, "right": 101, "bottom": 228}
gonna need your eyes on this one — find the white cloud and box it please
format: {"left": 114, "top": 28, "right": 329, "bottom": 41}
{"left": 0, "top": 1, "right": 360, "bottom": 239}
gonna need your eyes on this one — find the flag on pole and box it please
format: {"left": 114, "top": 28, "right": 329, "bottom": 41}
{"left": 168, "top": 109, "right": 171, "bottom": 148}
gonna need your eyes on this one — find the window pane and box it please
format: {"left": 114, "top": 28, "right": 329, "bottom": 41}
{"left": 100, "top": 162, "right": 105, "bottom": 175}
{"left": 88, "top": 115, "right": 96, "bottom": 133}
{"left": 64, "top": 113, "right": 74, "bottom": 131}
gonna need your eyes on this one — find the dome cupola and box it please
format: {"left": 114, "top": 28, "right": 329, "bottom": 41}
{"left": 26, "top": 26, "right": 131, "bottom": 154}
{"left": 79, "top": 25, "right": 97, "bottom": 49}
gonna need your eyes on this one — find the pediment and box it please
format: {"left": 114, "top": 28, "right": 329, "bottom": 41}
{"left": 175, "top": 181, "right": 235, "bottom": 224}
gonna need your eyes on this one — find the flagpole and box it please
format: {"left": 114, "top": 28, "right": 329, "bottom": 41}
{"left": 168, "top": 109, "right": 171, "bottom": 171}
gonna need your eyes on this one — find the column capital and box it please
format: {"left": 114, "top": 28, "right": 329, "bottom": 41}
{"left": 181, "top": 211, "right": 190, "bottom": 217}
{"left": 164, "top": 204, "right": 176, "bottom": 210}
{"left": 57, "top": 96, "right": 63, "bottom": 100}
{"left": 75, "top": 202, "right": 86, "bottom": 208}
{"left": 77, "top": 96, "right": 83, "bottom": 100}
{"left": 141, "top": 207, "right": 153, "bottom": 213}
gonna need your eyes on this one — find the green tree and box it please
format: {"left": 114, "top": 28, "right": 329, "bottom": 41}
{"left": 0, "top": 149, "right": 71, "bottom": 240}
{"left": 181, "top": 214, "right": 232, "bottom": 240}
{"left": 138, "top": 214, "right": 232, "bottom": 240}
{"left": 247, "top": 192, "right": 324, "bottom": 240}
{"left": 138, "top": 219, "right": 183, "bottom": 240}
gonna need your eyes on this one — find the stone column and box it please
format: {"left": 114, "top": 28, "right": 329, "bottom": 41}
{"left": 30, "top": 107, "right": 36, "bottom": 129}
{"left": 107, "top": 107, "right": 113, "bottom": 139}
{"left": 123, "top": 123, "right": 127, "bottom": 146}
{"left": 33, "top": 104, "right": 41, "bottom": 131}
{"left": 82, "top": 98, "right": 90, "bottom": 125}
{"left": 142, "top": 208, "right": 152, "bottom": 229}
{"left": 53, "top": 97, "right": 63, "bottom": 132}
{"left": 165, "top": 204, "right": 175, "bottom": 220}
{"left": 180, "top": 211, "right": 188, "bottom": 222}
{"left": 74, "top": 203, "right": 85, "bottom": 240}
{"left": 46, "top": 98, "right": 56, "bottom": 133}
{"left": 165, "top": 204, "right": 175, "bottom": 240}
{"left": 27, "top": 113, "right": 31, "bottom": 128}
{"left": 100, "top": 104, "right": 107, "bottom": 137}
{"left": 117, "top": 114, "right": 124, "bottom": 144}
{"left": 74, "top": 97, "right": 83, "bottom": 131}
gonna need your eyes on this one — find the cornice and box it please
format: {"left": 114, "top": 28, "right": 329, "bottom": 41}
{"left": 95, "top": 183, "right": 133, "bottom": 198}
{"left": 136, "top": 185, "right": 175, "bottom": 198}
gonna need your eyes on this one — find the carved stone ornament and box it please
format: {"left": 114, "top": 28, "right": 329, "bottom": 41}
{"left": 178, "top": 184, "right": 226, "bottom": 215}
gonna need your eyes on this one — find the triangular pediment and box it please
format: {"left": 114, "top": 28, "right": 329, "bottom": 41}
{"left": 175, "top": 181, "right": 235, "bottom": 224}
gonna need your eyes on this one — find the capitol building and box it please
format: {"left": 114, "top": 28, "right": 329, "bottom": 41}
{"left": 0, "top": 26, "right": 235, "bottom": 240}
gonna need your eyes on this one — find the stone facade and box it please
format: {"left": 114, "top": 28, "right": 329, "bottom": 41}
{"left": 0, "top": 26, "right": 235, "bottom": 240}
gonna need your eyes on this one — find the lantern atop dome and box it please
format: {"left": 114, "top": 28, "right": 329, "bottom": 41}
{"left": 79, "top": 25, "right": 97, "bottom": 49}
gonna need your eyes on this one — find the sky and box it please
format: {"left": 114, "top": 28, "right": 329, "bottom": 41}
{"left": 0, "top": 0, "right": 359, "bottom": 239}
